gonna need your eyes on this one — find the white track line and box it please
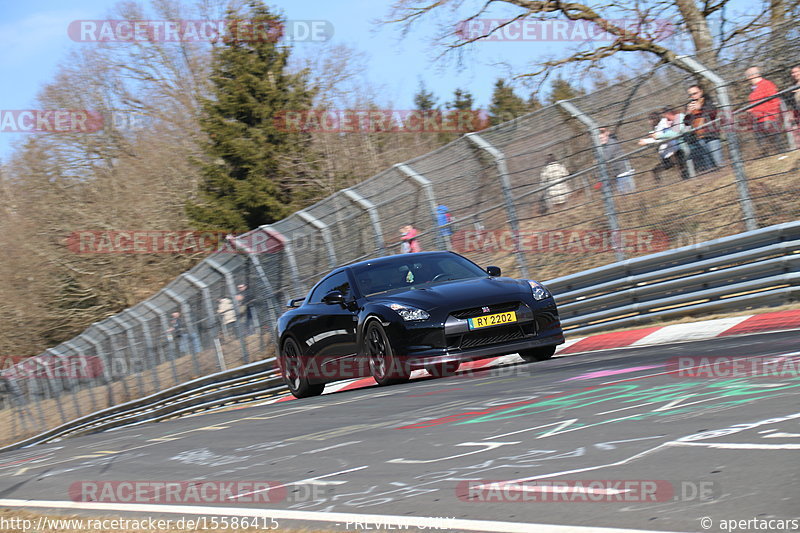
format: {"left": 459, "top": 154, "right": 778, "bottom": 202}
{"left": 0, "top": 499, "right": 686, "bottom": 533}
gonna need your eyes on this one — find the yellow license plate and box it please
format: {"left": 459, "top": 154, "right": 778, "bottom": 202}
{"left": 468, "top": 311, "right": 517, "bottom": 329}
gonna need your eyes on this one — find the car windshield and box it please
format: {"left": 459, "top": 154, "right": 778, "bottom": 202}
{"left": 352, "top": 254, "right": 488, "bottom": 296}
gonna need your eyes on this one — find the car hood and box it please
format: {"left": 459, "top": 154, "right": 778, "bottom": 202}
{"left": 367, "top": 277, "right": 529, "bottom": 311}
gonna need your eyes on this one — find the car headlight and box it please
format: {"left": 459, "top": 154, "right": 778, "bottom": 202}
{"left": 389, "top": 303, "right": 430, "bottom": 321}
{"left": 528, "top": 280, "right": 551, "bottom": 300}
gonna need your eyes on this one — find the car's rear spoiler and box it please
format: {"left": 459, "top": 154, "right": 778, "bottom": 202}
{"left": 286, "top": 297, "right": 305, "bottom": 308}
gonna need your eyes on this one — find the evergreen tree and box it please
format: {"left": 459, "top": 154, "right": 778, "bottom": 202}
{"left": 443, "top": 88, "right": 484, "bottom": 137}
{"left": 547, "top": 77, "right": 585, "bottom": 104}
{"left": 488, "top": 79, "right": 529, "bottom": 125}
{"left": 187, "top": 1, "right": 316, "bottom": 232}
{"left": 413, "top": 80, "right": 438, "bottom": 111}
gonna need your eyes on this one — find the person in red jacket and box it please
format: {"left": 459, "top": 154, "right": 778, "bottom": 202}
{"left": 400, "top": 225, "right": 421, "bottom": 253}
{"left": 745, "top": 66, "right": 787, "bottom": 157}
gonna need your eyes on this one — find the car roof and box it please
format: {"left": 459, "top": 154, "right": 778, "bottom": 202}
{"left": 343, "top": 251, "right": 458, "bottom": 271}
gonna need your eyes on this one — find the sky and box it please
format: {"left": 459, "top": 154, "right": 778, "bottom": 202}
{"left": 0, "top": 0, "right": 754, "bottom": 161}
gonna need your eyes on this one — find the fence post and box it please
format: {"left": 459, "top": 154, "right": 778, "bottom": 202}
{"left": 205, "top": 259, "right": 250, "bottom": 365}
{"left": 110, "top": 316, "right": 146, "bottom": 397}
{"left": 343, "top": 188, "right": 386, "bottom": 255}
{"left": 183, "top": 273, "right": 220, "bottom": 363}
{"left": 261, "top": 225, "right": 304, "bottom": 296}
{"left": 50, "top": 347, "right": 84, "bottom": 419}
{"left": 127, "top": 309, "right": 162, "bottom": 392}
{"left": 296, "top": 211, "right": 337, "bottom": 269}
{"left": 94, "top": 322, "right": 133, "bottom": 401}
{"left": 463, "top": 134, "right": 531, "bottom": 276}
{"left": 163, "top": 289, "right": 204, "bottom": 375}
{"left": 142, "top": 301, "right": 180, "bottom": 385}
{"left": 64, "top": 339, "right": 98, "bottom": 413}
{"left": 395, "top": 163, "right": 448, "bottom": 252}
{"left": 82, "top": 331, "right": 115, "bottom": 407}
{"left": 230, "top": 235, "right": 280, "bottom": 354}
{"left": 674, "top": 55, "right": 758, "bottom": 232}
{"left": 556, "top": 100, "right": 625, "bottom": 262}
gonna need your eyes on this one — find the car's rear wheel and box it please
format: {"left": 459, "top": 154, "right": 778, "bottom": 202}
{"left": 425, "top": 361, "right": 461, "bottom": 377}
{"left": 280, "top": 337, "right": 325, "bottom": 398}
{"left": 519, "top": 345, "right": 557, "bottom": 362}
{"left": 366, "top": 321, "right": 410, "bottom": 386}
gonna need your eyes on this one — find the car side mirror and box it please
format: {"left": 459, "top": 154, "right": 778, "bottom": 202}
{"left": 287, "top": 297, "right": 305, "bottom": 308}
{"left": 323, "top": 290, "right": 345, "bottom": 305}
{"left": 486, "top": 266, "right": 501, "bottom": 277}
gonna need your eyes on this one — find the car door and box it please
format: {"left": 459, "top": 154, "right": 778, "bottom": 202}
{"left": 303, "top": 271, "right": 360, "bottom": 380}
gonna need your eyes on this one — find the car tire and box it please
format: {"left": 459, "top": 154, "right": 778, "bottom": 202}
{"left": 519, "top": 345, "right": 557, "bottom": 362}
{"left": 365, "top": 321, "right": 410, "bottom": 386}
{"left": 280, "top": 337, "right": 325, "bottom": 398}
{"left": 425, "top": 361, "right": 461, "bottom": 377}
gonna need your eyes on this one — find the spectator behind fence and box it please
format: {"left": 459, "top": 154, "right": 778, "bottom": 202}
{"left": 598, "top": 127, "right": 635, "bottom": 193}
{"left": 539, "top": 153, "right": 571, "bottom": 213}
{"left": 436, "top": 205, "right": 453, "bottom": 249}
{"left": 217, "top": 297, "right": 237, "bottom": 337}
{"left": 785, "top": 64, "right": 800, "bottom": 148}
{"left": 685, "top": 85, "right": 723, "bottom": 170}
{"left": 746, "top": 66, "right": 787, "bottom": 157}
{"left": 236, "top": 283, "right": 254, "bottom": 334}
{"left": 400, "top": 225, "right": 421, "bottom": 253}
{"left": 638, "top": 109, "right": 689, "bottom": 182}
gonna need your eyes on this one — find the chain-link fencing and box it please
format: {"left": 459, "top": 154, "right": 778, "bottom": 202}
{"left": 1, "top": 24, "right": 799, "bottom": 446}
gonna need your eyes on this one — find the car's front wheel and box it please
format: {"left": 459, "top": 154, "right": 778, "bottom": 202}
{"left": 280, "top": 337, "right": 325, "bottom": 398}
{"left": 519, "top": 345, "right": 557, "bottom": 362}
{"left": 365, "top": 321, "right": 410, "bottom": 386}
{"left": 425, "top": 361, "right": 461, "bottom": 377}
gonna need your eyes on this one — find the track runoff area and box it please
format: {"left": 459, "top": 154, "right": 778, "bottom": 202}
{"left": 0, "top": 314, "right": 798, "bottom": 533}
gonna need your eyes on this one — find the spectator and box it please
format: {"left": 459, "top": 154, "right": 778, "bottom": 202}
{"left": 638, "top": 109, "right": 689, "bottom": 181}
{"left": 684, "top": 85, "right": 723, "bottom": 170}
{"left": 236, "top": 283, "right": 255, "bottom": 334}
{"left": 745, "top": 66, "right": 786, "bottom": 157}
{"left": 598, "top": 127, "right": 635, "bottom": 193}
{"left": 168, "top": 311, "right": 189, "bottom": 355}
{"left": 400, "top": 225, "right": 421, "bottom": 253}
{"left": 436, "top": 205, "right": 453, "bottom": 249}
{"left": 785, "top": 64, "right": 800, "bottom": 147}
{"left": 217, "top": 297, "right": 237, "bottom": 337}
{"left": 539, "top": 154, "right": 571, "bottom": 213}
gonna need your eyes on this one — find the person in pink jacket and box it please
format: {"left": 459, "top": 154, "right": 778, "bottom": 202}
{"left": 400, "top": 225, "right": 421, "bottom": 253}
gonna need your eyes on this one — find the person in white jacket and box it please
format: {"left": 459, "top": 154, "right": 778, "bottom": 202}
{"left": 539, "top": 153, "right": 571, "bottom": 213}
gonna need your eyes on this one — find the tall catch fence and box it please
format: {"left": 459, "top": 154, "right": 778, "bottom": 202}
{"left": 1, "top": 25, "right": 799, "bottom": 445}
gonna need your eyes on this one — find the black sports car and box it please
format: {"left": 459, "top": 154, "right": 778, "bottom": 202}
{"left": 276, "top": 251, "right": 564, "bottom": 398}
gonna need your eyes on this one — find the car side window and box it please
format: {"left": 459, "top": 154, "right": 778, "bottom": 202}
{"left": 307, "top": 271, "right": 351, "bottom": 304}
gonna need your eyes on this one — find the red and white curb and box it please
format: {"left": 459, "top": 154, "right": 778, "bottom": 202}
{"left": 256, "top": 309, "right": 800, "bottom": 405}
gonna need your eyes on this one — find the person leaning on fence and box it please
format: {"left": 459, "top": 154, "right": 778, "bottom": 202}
{"left": 684, "top": 85, "right": 723, "bottom": 170}
{"left": 217, "top": 297, "right": 237, "bottom": 337}
{"left": 539, "top": 154, "right": 571, "bottom": 213}
{"left": 400, "top": 225, "right": 421, "bottom": 253}
{"left": 745, "top": 66, "right": 787, "bottom": 157}
{"left": 784, "top": 64, "right": 800, "bottom": 148}
{"left": 638, "top": 109, "right": 689, "bottom": 182}
{"left": 598, "top": 127, "right": 635, "bottom": 194}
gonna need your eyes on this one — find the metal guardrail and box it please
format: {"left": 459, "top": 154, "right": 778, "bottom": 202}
{"left": 548, "top": 221, "right": 800, "bottom": 335}
{"left": 2, "top": 222, "right": 798, "bottom": 451}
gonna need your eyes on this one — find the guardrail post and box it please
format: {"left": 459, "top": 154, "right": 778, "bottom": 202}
{"left": 462, "top": 135, "right": 531, "bottom": 276}
{"left": 556, "top": 100, "right": 625, "bottom": 262}
{"left": 206, "top": 259, "right": 250, "bottom": 364}
{"left": 230, "top": 235, "right": 280, "bottom": 354}
{"left": 64, "top": 340, "right": 98, "bottom": 413}
{"left": 110, "top": 316, "right": 146, "bottom": 397}
{"left": 395, "top": 163, "right": 448, "bottom": 252}
{"left": 127, "top": 309, "right": 162, "bottom": 392}
{"left": 163, "top": 288, "right": 204, "bottom": 375}
{"left": 142, "top": 302, "right": 180, "bottom": 385}
{"left": 296, "top": 210, "right": 337, "bottom": 269}
{"left": 675, "top": 55, "right": 757, "bottom": 232}
{"left": 82, "top": 331, "right": 115, "bottom": 406}
{"left": 343, "top": 188, "right": 386, "bottom": 255}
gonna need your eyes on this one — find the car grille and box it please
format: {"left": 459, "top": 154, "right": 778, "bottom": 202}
{"left": 450, "top": 301, "right": 519, "bottom": 319}
{"left": 457, "top": 324, "right": 526, "bottom": 349}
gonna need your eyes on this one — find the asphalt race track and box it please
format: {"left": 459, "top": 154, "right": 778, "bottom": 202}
{"left": 1, "top": 330, "right": 798, "bottom": 533}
